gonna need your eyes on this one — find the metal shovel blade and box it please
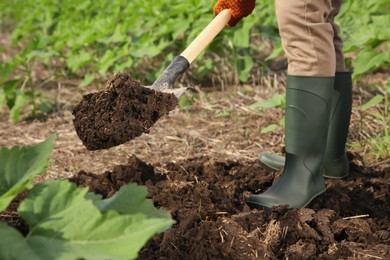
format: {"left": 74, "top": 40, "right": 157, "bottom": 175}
{"left": 148, "top": 55, "right": 190, "bottom": 98}
{"left": 161, "top": 87, "right": 189, "bottom": 98}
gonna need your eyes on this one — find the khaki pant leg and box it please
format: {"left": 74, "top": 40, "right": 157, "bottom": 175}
{"left": 329, "top": 0, "right": 347, "bottom": 72}
{"left": 275, "top": 0, "right": 336, "bottom": 76}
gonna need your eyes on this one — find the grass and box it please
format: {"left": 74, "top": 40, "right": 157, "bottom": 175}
{"left": 347, "top": 75, "right": 390, "bottom": 166}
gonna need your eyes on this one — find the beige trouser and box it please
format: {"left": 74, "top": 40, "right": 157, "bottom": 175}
{"left": 275, "top": 0, "right": 346, "bottom": 76}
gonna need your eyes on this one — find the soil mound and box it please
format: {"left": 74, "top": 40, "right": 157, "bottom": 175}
{"left": 70, "top": 154, "right": 390, "bottom": 259}
{"left": 72, "top": 73, "right": 178, "bottom": 150}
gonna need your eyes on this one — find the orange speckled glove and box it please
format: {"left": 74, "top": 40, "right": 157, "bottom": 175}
{"left": 214, "top": 0, "right": 256, "bottom": 27}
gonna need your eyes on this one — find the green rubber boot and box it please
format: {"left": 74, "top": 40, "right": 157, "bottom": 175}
{"left": 258, "top": 72, "right": 352, "bottom": 179}
{"left": 247, "top": 76, "right": 333, "bottom": 209}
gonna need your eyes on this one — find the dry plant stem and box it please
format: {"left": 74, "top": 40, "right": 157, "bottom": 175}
{"left": 342, "top": 214, "right": 370, "bottom": 220}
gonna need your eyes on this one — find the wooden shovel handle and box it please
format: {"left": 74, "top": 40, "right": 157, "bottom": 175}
{"left": 180, "top": 9, "right": 231, "bottom": 64}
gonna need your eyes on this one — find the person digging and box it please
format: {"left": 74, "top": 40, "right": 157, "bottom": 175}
{"left": 214, "top": 0, "right": 352, "bottom": 209}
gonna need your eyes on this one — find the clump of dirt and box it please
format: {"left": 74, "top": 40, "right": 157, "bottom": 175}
{"left": 70, "top": 154, "right": 390, "bottom": 259}
{"left": 72, "top": 73, "right": 178, "bottom": 150}
{"left": 0, "top": 191, "right": 29, "bottom": 236}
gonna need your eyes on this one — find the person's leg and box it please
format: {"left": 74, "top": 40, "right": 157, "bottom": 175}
{"left": 258, "top": 0, "right": 352, "bottom": 179}
{"left": 247, "top": 0, "right": 335, "bottom": 209}
{"left": 276, "top": 0, "right": 335, "bottom": 76}
{"left": 329, "top": 0, "right": 346, "bottom": 72}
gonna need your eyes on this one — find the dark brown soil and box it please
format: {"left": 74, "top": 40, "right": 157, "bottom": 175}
{"left": 69, "top": 154, "right": 390, "bottom": 259}
{"left": 72, "top": 72, "right": 178, "bottom": 150}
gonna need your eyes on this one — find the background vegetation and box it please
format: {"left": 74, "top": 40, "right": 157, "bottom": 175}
{"left": 0, "top": 0, "right": 389, "bottom": 117}
{"left": 0, "top": 0, "right": 389, "bottom": 155}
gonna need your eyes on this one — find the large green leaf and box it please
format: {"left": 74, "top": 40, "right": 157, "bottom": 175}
{"left": 0, "top": 134, "right": 56, "bottom": 212}
{"left": 0, "top": 223, "right": 41, "bottom": 260}
{"left": 95, "top": 183, "right": 172, "bottom": 219}
{"left": 0, "top": 180, "right": 174, "bottom": 260}
{"left": 353, "top": 46, "right": 390, "bottom": 78}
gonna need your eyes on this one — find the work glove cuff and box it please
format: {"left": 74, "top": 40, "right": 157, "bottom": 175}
{"left": 214, "top": 0, "right": 256, "bottom": 26}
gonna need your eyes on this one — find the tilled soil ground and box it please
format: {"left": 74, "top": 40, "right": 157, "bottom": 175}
{"left": 70, "top": 153, "right": 389, "bottom": 259}
{"left": 0, "top": 72, "right": 389, "bottom": 259}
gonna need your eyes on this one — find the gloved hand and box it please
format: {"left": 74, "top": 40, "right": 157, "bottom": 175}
{"left": 214, "top": 0, "right": 256, "bottom": 27}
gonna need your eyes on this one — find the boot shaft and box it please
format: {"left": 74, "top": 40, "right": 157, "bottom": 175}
{"left": 323, "top": 71, "right": 352, "bottom": 178}
{"left": 326, "top": 71, "right": 352, "bottom": 157}
{"left": 285, "top": 76, "right": 334, "bottom": 157}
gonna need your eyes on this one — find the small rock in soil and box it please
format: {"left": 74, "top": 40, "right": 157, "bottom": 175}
{"left": 72, "top": 72, "right": 178, "bottom": 150}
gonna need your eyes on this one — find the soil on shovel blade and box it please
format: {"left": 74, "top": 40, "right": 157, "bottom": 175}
{"left": 72, "top": 72, "right": 178, "bottom": 150}
{"left": 69, "top": 154, "right": 390, "bottom": 259}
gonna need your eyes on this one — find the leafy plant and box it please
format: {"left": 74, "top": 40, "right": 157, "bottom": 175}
{"left": 360, "top": 80, "right": 389, "bottom": 137}
{"left": 0, "top": 44, "right": 54, "bottom": 122}
{"left": 0, "top": 134, "right": 55, "bottom": 211}
{"left": 0, "top": 0, "right": 388, "bottom": 121}
{"left": 0, "top": 136, "right": 174, "bottom": 260}
{"left": 0, "top": 181, "right": 174, "bottom": 260}
{"left": 337, "top": 0, "right": 390, "bottom": 79}
{"left": 349, "top": 80, "right": 390, "bottom": 162}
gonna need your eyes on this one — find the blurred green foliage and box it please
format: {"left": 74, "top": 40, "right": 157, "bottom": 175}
{"left": 0, "top": 0, "right": 388, "bottom": 121}
{"left": 337, "top": 0, "right": 390, "bottom": 79}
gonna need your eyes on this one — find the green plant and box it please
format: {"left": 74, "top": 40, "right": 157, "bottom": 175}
{"left": 178, "top": 92, "right": 197, "bottom": 109}
{"left": 0, "top": 42, "right": 54, "bottom": 122}
{"left": 337, "top": 0, "right": 390, "bottom": 79}
{"left": 356, "top": 80, "right": 389, "bottom": 160}
{"left": 0, "top": 134, "right": 55, "bottom": 211}
{"left": 1, "top": 0, "right": 389, "bottom": 121}
{"left": 249, "top": 93, "right": 285, "bottom": 110}
{"left": 0, "top": 0, "right": 214, "bottom": 121}
{"left": 249, "top": 93, "right": 285, "bottom": 133}
{"left": 347, "top": 79, "right": 389, "bottom": 163}
{"left": 215, "top": 108, "right": 233, "bottom": 118}
{"left": 0, "top": 136, "right": 174, "bottom": 260}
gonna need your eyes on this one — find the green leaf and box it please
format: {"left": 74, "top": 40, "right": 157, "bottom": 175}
{"left": 215, "top": 109, "right": 233, "bottom": 118}
{"left": 79, "top": 73, "right": 95, "bottom": 89}
{"left": 2, "top": 79, "right": 20, "bottom": 108}
{"left": 0, "top": 223, "right": 41, "bottom": 260}
{"left": 261, "top": 124, "right": 279, "bottom": 134}
{"left": 37, "top": 99, "right": 53, "bottom": 113}
{"left": 0, "top": 134, "right": 55, "bottom": 212}
{"left": 9, "top": 92, "right": 29, "bottom": 122}
{"left": 353, "top": 48, "right": 390, "bottom": 78}
{"left": 266, "top": 44, "right": 284, "bottom": 61}
{"left": 66, "top": 50, "right": 92, "bottom": 72}
{"left": 0, "top": 62, "right": 19, "bottom": 83}
{"left": 249, "top": 93, "right": 285, "bottom": 110}
{"left": 97, "top": 50, "right": 116, "bottom": 75}
{"left": 232, "top": 24, "right": 251, "bottom": 48}
{"left": 108, "top": 25, "right": 126, "bottom": 43}
{"left": 238, "top": 55, "right": 254, "bottom": 82}
{"left": 360, "top": 94, "right": 384, "bottom": 110}
{"left": 0, "top": 88, "right": 5, "bottom": 107}
{"left": 95, "top": 183, "right": 172, "bottom": 220}
{"left": 26, "top": 49, "right": 58, "bottom": 63}
{"left": 9, "top": 180, "right": 174, "bottom": 260}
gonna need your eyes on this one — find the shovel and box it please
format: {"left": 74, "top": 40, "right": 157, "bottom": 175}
{"left": 149, "top": 9, "right": 231, "bottom": 97}
{"left": 73, "top": 9, "right": 231, "bottom": 150}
